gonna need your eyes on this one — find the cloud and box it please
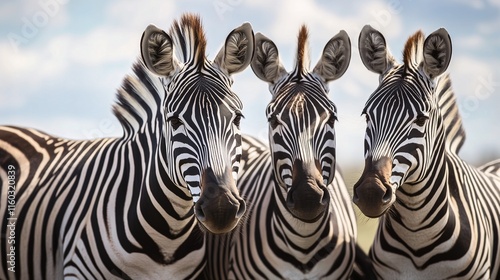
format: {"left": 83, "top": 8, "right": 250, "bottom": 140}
{"left": 449, "top": 56, "right": 495, "bottom": 98}
{"left": 477, "top": 17, "right": 500, "bottom": 35}
{"left": 50, "top": 28, "right": 138, "bottom": 67}
{"left": 0, "top": 26, "right": 136, "bottom": 110}
{"left": 0, "top": 40, "right": 69, "bottom": 109}
{"left": 105, "top": 0, "right": 176, "bottom": 29}
{"left": 442, "top": 0, "right": 485, "bottom": 9}
{"left": 455, "top": 35, "right": 485, "bottom": 50}
{"left": 487, "top": 0, "right": 500, "bottom": 8}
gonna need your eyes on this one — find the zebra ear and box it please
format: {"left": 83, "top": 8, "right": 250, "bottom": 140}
{"left": 141, "top": 24, "right": 179, "bottom": 77}
{"left": 214, "top": 22, "right": 255, "bottom": 75}
{"left": 422, "top": 28, "right": 452, "bottom": 79}
{"left": 251, "top": 32, "right": 287, "bottom": 84}
{"left": 313, "top": 30, "right": 351, "bottom": 83}
{"left": 358, "top": 25, "right": 395, "bottom": 74}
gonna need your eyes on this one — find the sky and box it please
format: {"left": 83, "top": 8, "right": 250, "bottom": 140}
{"left": 1, "top": 0, "right": 499, "bottom": 171}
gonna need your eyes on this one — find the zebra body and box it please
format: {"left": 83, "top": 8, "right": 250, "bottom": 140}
{"left": 1, "top": 127, "right": 204, "bottom": 279}
{"left": 0, "top": 14, "right": 254, "bottom": 279}
{"left": 353, "top": 25, "right": 500, "bottom": 279}
{"left": 205, "top": 26, "right": 366, "bottom": 279}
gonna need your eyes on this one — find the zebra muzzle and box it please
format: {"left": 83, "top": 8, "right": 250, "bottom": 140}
{"left": 195, "top": 167, "right": 246, "bottom": 234}
{"left": 194, "top": 186, "right": 246, "bottom": 234}
{"left": 286, "top": 179, "right": 330, "bottom": 222}
{"left": 353, "top": 156, "right": 394, "bottom": 218}
{"left": 285, "top": 159, "right": 331, "bottom": 222}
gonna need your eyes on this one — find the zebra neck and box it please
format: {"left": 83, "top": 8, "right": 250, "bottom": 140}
{"left": 143, "top": 126, "right": 194, "bottom": 216}
{"left": 124, "top": 126, "right": 198, "bottom": 257}
{"left": 390, "top": 150, "right": 455, "bottom": 244}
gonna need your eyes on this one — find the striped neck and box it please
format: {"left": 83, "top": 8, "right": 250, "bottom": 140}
{"left": 388, "top": 136, "right": 453, "bottom": 245}
{"left": 115, "top": 122, "right": 200, "bottom": 265}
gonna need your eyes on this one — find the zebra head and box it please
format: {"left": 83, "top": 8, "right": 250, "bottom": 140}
{"left": 353, "top": 25, "right": 452, "bottom": 218}
{"left": 251, "top": 26, "right": 351, "bottom": 222}
{"left": 140, "top": 14, "right": 254, "bottom": 234}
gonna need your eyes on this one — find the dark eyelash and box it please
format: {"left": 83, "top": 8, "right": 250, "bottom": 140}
{"left": 167, "top": 116, "right": 182, "bottom": 129}
{"left": 233, "top": 113, "right": 244, "bottom": 128}
{"left": 268, "top": 115, "right": 279, "bottom": 129}
{"left": 414, "top": 115, "right": 428, "bottom": 126}
{"left": 328, "top": 114, "right": 337, "bottom": 125}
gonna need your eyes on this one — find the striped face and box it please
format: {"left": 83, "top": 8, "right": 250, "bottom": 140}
{"left": 353, "top": 26, "right": 452, "bottom": 218}
{"left": 267, "top": 77, "right": 337, "bottom": 194}
{"left": 163, "top": 67, "right": 243, "bottom": 196}
{"left": 362, "top": 64, "right": 438, "bottom": 187}
{"left": 252, "top": 26, "right": 351, "bottom": 222}
{"left": 141, "top": 16, "right": 254, "bottom": 233}
{"left": 162, "top": 67, "right": 246, "bottom": 225}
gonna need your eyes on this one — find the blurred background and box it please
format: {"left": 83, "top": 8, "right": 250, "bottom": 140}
{"left": 1, "top": 0, "right": 499, "bottom": 251}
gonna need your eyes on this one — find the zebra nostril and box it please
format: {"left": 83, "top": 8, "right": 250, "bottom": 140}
{"left": 320, "top": 187, "right": 330, "bottom": 205}
{"left": 236, "top": 199, "right": 246, "bottom": 219}
{"left": 194, "top": 202, "right": 206, "bottom": 221}
{"left": 382, "top": 188, "right": 392, "bottom": 204}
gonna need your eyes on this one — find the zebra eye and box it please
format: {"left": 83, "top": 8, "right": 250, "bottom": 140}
{"left": 268, "top": 115, "right": 279, "bottom": 129}
{"left": 327, "top": 115, "right": 337, "bottom": 126}
{"left": 414, "top": 115, "right": 428, "bottom": 127}
{"left": 167, "top": 116, "right": 183, "bottom": 130}
{"left": 233, "top": 113, "right": 243, "bottom": 128}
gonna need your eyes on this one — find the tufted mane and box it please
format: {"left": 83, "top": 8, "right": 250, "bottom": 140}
{"left": 170, "top": 13, "right": 207, "bottom": 67}
{"left": 112, "top": 61, "right": 163, "bottom": 137}
{"left": 296, "top": 25, "right": 310, "bottom": 76}
{"left": 403, "top": 30, "right": 424, "bottom": 67}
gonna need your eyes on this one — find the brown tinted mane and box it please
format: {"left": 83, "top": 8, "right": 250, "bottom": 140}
{"left": 296, "top": 25, "right": 309, "bottom": 75}
{"left": 403, "top": 30, "right": 424, "bottom": 66}
{"left": 171, "top": 13, "right": 207, "bottom": 66}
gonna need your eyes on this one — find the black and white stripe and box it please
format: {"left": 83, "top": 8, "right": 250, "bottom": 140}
{"left": 204, "top": 26, "right": 371, "bottom": 279}
{"left": 0, "top": 13, "right": 254, "bottom": 279}
{"left": 353, "top": 25, "right": 500, "bottom": 279}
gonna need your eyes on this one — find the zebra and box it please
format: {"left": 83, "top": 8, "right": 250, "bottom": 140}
{"left": 353, "top": 25, "right": 500, "bottom": 279}
{"left": 0, "top": 13, "right": 255, "bottom": 279}
{"left": 205, "top": 25, "right": 371, "bottom": 279}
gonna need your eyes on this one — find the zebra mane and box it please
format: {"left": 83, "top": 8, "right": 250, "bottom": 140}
{"left": 436, "top": 74, "right": 466, "bottom": 154}
{"left": 403, "top": 30, "right": 424, "bottom": 67}
{"left": 295, "top": 25, "right": 310, "bottom": 76}
{"left": 112, "top": 60, "right": 163, "bottom": 136}
{"left": 170, "top": 13, "right": 207, "bottom": 68}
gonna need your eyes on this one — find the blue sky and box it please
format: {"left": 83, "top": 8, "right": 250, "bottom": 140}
{"left": 1, "top": 0, "right": 499, "bottom": 170}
